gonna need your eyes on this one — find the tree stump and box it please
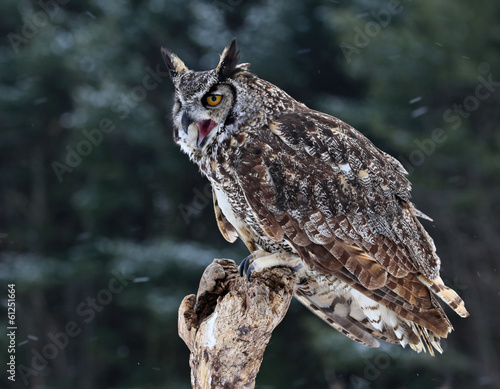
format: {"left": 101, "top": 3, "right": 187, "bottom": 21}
{"left": 178, "top": 258, "right": 298, "bottom": 389}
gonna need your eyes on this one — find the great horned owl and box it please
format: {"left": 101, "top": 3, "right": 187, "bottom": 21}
{"left": 162, "top": 39, "right": 468, "bottom": 354}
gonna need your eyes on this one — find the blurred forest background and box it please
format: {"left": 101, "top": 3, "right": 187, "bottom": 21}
{"left": 1, "top": 0, "right": 500, "bottom": 388}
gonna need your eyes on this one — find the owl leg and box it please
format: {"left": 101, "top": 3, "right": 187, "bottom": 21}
{"left": 239, "top": 250, "right": 303, "bottom": 280}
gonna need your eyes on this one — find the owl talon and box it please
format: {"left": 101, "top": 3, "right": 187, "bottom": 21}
{"left": 238, "top": 259, "right": 245, "bottom": 278}
{"left": 291, "top": 262, "right": 304, "bottom": 272}
{"left": 238, "top": 254, "right": 252, "bottom": 279}
{"left": 238, "top": 251, "right": 303, "bottom": 281}
{"left": 238, "top": 251, "right": 265, "bottom": 280}
{"left": 245, "top": 264, "right": 254, "bottom": 281}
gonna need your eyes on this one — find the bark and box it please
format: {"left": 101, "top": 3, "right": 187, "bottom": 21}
{"left": 178, "top": 259, "right": 297, "bottom": 389}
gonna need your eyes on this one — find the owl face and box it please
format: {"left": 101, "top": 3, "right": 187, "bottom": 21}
{"left": 162, "top": 39, "right": 249, "bottom": 159}
{"left": 172, "top": 74, "right": 235, "bottom": 153}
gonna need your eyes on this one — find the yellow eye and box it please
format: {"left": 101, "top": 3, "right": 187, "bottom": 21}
{"left": 205, "top": 94, "right": 223, "bottom": 106}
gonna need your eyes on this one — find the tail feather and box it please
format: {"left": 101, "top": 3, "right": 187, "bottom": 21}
{"left": 417, "top": 275, "right": 469, "bottom": 318}
{"left": 295, "top": 288, "right": 381, "bottom": 348}
{"left": 296, "top": 270, "right": 463, "bottom": 355}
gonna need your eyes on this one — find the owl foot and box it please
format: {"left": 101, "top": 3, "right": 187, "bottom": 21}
{"left": 239, "top": 250, "right": 303, "bottom": 281}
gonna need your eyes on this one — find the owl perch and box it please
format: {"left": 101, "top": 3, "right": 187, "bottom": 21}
{"left": 178, "top": 258, "right": 298, "bottom": 389}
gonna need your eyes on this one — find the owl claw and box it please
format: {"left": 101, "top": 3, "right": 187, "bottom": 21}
{"left": 238, "top": 251, "right": 262, "bottom": 280}
{"left": 238, "top": 258, "right": 246, "bottom": 278}
{"left": 238, "top": 254, "right": 250, "bottom": 279}
{"left": 238, "top": 251, "right": 303, "bottom": 281}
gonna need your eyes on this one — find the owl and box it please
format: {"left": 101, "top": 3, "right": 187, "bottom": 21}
{"left": 162, "top": 39, "right": 469, "bottom": 355}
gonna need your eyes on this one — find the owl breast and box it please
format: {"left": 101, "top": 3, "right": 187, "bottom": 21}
{"left": 206, "top": 129, "right": 294, "bottom": 254}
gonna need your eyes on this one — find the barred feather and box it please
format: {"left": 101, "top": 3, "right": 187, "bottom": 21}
{"left": 165, "top": 39, "right": 469, "bottom": 355}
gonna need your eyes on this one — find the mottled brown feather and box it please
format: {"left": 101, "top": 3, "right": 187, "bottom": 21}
{"left": 234, "top": 112, "right": 464, "bottom": 340}
{"left": 168, "top": 42, "right": 468, "bottom": 354}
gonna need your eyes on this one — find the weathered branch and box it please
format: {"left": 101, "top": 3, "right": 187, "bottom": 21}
{"left": 178, "top": 259, "right": 297, "bottom": 389}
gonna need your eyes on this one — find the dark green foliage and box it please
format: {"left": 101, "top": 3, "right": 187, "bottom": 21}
{"left": 1, "top": 0, "right": 499, "bottom": 388}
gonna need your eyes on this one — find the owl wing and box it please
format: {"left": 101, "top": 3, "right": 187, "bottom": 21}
{"left": 213, "top": 189, "right": 238, "bottom": 243}
{"left": 234, "top": 111, "right": 468, "bottom": 352}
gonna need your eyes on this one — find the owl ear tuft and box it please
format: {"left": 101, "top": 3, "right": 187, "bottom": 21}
{"left": 216, "top": 38, "right": 240, "bottom": 80}
{"left": 161, "top": 47, "right": 188, "bottom": 81}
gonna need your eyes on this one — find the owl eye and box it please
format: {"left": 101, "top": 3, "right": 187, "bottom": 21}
{"left": 205, "top": 94, "right": 223, "bottom": 107}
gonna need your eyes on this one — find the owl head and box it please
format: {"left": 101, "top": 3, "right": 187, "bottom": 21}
{"left": 162, "top": 39, "right": 252, "bottom": 160}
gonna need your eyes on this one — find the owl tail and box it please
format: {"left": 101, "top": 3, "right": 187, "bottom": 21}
{"left": 295, "top": 274, "right": 453, "bottom": 356}
{"left": 294, "top": 287, "right": 381, "bottom": 349}
{"left": 417, "top": 275, "right": 469, "bottom": 318}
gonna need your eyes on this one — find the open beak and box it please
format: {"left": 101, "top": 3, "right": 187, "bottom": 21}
{"left": 180, "top": 112, "right": 217, "bottom": 147}
{"left": 196, "top": 119, "right": 218, "bottom": 147}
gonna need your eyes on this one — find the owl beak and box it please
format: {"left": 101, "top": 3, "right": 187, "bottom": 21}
{"left": 196, "top": 119, "right": 218, "bottom": 147}
{"left": 181, "top": 112, "right": 193, "bottom": 135}
{"left": 180, "top": 112, "right": 217, "bottom": 147}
